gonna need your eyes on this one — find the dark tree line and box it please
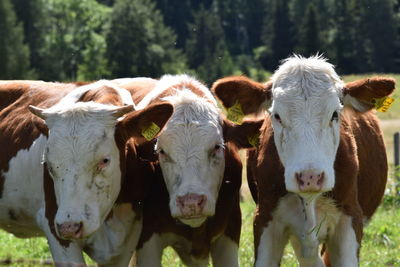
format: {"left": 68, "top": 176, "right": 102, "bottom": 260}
{"left": 1, "top": 0, "right": 399, "bottom": 84}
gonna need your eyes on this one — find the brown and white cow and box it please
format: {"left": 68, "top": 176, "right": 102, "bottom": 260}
{"left": 0, "top": 80, "right": 173, "bottom": 266}
{"left": 113, "top": 75, "right": 259, "bottom": 267}
{"left": 212, "top": 55, "right": 395, "bottom": 266}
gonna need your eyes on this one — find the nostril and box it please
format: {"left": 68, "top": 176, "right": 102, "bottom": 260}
{"left": 198, "top": 195, "right": 207, "bottom": 207}
{"left": 295, "top": 172, "right": 304, "bottom": 186}
{"left": 74, "top": 222, "right": 83, "bottom": 235}
{"left": 176, "top": 196, "right": 185, "bottom": 208}
{"left": 317, "top": 172, "right": 325, "bottom": 185}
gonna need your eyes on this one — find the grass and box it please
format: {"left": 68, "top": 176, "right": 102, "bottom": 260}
{"left": 0, "top": 201, "right": 399, "bottom": 266}
{"left": 0, "top": 74, "right": 399, "bottom": 266}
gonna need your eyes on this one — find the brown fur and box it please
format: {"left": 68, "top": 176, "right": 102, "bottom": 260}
{"left": 212, "top": 75, "right": 394, "bottom": 263}
{"left": 344, "top": 77, "right": 395, "bottom": 102}
{"left": 120, "top": 77, "right": 243, "bottom": 262}
{"left": 137, "top": 143, "right": 242, "bottom": 259}
{"left": 211, "top": 76, "right": 272, "bottom": 115}
{"left": 112, "top": 78, "right": 158, "bottom": 104}
{"left": 0, "top": 81, "right": 173, "bottom": 251}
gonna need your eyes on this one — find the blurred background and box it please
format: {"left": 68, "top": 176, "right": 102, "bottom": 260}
{"left": 1, "top": 0, "right": 400, "bottom": 85}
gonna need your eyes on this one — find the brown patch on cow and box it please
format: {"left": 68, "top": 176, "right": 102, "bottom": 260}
{"left": 343, "top": 77, "right": 395, "bottom": 105}
{"left": 78, "top": 85, "right": 124, "bottom": 106}
{"left": 252, "top": 107, "right": 387, "bottom": 262}
{"left": 137, "top": 143, "right": 242, "bottom": 260}
{"left": 223, "top": 118, "right": 264, "bottom": 149}
{"left": 0, "top": 81, "right": 78, "bottom": 198}
{"left": 212, "top": 76, "right": 272, "bottom": 115}
{"left": 43, "top": 164, "right": 71, "bottom": 248}
{"left": 114, "top": 78, "right": 158, "bottom": 104}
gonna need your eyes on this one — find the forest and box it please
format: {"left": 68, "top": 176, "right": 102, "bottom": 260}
{"left": 1, "top": 0, "right": 399, "bottom": 85}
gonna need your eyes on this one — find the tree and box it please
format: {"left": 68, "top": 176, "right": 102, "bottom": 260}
{"left": 106, "top": 0, "right": 186, "bottom": 78}
{"left": 260, "top": 0, "right": 295, "bottom": 70}
{"left": 39, "top": 0, "right": 111, "bottom": 81}
{"left": 186, "top": 6, "right": 234, "bottom": 85}
{"left": 12, "top": 0, "right": 47, "bottom": 78}
{"left": 0, "top": 0, "right": 32, "bottom": 79}
{"left": 295, "top": 3, "right": 324, "bottom": 56}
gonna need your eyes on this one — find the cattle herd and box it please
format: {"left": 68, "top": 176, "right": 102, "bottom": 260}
{"left": 0, "top": 55, "right": 396, "bottom": 267}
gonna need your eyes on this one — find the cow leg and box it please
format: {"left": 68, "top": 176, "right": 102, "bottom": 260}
{"left": 136, "top": 234, "right": 163, "bottom": 267}
{"left": 325, "top": 214, "right": 359, "bottom": 267}
{"left": 254, "top": 222, "right": 288, "bottom": 267}
{"left": 210, "top": 235, "right": 239, "bottom": 267}
{"left": 290, "top": 237, "right": 324, "bottom": 267}
{"left": 97, "top": 217, "right": 143, "bottom": 267}
{"left": 46, "top": 233, "right": 86, "bottom": 267}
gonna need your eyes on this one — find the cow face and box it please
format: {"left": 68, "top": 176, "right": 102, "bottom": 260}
{"left": 268, "top": 56, "right": 344, "bottom": 194}
{"left": 212, "top": 55, "right": 395, "bottom": 196}
{"left": 30, "top": 102, "right": 173, "bottom": 239}
{"left": 155, "top": 91, "right": 225, "bottom": 228}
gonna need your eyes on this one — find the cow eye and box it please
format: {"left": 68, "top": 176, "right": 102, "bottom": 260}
{"left": 274, "top": 113, "right": 282, "bottom": 123}
{"left": 214, "top": 144, "right": 223, "bottom": 150}
{"left": 98, "top": 157, "right": 110, "bottom": 170}
{"left": 331, "top": 111, "right": 339, "bottom": 122}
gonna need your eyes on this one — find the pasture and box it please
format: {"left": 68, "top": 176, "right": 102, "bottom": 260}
{"left": 1, "top": 74, "right": 400, "bottom": 266}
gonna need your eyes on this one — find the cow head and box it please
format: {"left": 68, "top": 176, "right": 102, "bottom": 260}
{"left": 29, "top": 101, "right": 173, "bottom": 239}
{"left": 213, "top": 55, "right": 395, "bottom": 196}
{"left": 150, "top": 88, "right": 225, "bottom": 227}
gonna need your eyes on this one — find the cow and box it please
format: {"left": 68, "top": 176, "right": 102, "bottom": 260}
{"left": 113, "top": 74, "right": 260, "bottom": 267}
{"left": 211, "top": 55, "right": 396, "bottom": 267}
{"left": 0, "top": 80, "right": 173, "bottom": 266}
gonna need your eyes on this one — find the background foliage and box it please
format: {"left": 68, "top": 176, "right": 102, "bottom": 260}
{"left": 2, "top": 0, "right": 400, "bottom": 85}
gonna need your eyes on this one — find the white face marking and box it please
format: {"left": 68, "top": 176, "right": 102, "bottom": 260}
{"left": 43, "top": 102, "right": 124, "bottom": 238}
{"left": 269, "top": 56, "right": 344, "bottom": 194}
{"left": 155, "top": 89, "right": 225, "bottom": 228}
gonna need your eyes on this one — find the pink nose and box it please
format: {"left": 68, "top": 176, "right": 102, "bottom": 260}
{"left": 56, "top": 221, "right": 83, "bottom": 239}
{"left": 295, "top": 170, "right": 325, "bottom": 193}
{"left": 176, "top": 194, "right": 207, "bottom": 218}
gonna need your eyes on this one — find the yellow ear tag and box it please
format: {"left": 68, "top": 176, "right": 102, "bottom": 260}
{"left": 248, "top": 133, "right": 260, "bottom": 148}
{"left": 141, "top": 122, "right": 160, "bottom": 141}
{"left": 373, "top": 96, "right": 395, "bottom": 112}
{"left": 226, "top": 101, "right": 245, "bottom": 125}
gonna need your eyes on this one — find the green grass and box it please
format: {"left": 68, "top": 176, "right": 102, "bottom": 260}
{"left": 0, "top": 201, "right": 399, "bottom": 266}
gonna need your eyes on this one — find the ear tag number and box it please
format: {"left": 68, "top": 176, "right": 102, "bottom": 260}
{"left": 248, "top": 133, "right": 260, "bottom": 148}
{"left": 227, "top": 101, "right": 245, "bottom": 125}
{"left": 141, "top": 122, "right": 160, "bottom": 141}
{"left": 373, "top": 96, "right": 394, "bottom": 112}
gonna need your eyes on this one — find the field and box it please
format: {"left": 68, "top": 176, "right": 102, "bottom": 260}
{"left": 1, "top": 74, "right": 400, "bottom": 266}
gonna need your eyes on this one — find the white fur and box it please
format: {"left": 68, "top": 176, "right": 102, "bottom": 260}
{"left": 136, "top": 233, "right": 210, "bottom": 267}
{"left": 0, "top": 83, "right": 144, "bottom": 265}
{"left": 210, "top": 235, "right": 239, "bottom": 267}
{"left": 136, "top": 74, "right": 216, "bottom": 110}
{"left": 325, "top": 215, "right": 359, "bottom": 266}
{"left": 157, "top": 86, "right": 224, "bottom": 228}
{"left": 136, "top": 75, "right": 225, "bottom": 228}
{"left": 255, "top": 193, "right": 343, "bottom": 266}
{"left": 269, "top": 55, "right": 344, "bottom": 193}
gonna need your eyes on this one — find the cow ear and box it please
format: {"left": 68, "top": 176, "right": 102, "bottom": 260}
{"left": 212, "top": 76, "right": 272, "bottom": 116}
{"left": 116, "top": 102, "right": 174, "bottom": 144}
{"left": 223, "top": 118, "right": 264, "bottom": 149}
{"left": 343, "top": 77, "right": 396, "bottom": 112}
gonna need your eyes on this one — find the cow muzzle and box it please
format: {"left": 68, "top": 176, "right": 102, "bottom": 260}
{"left": 56, "top": 221, "right": 84, "bottom": 239}
{"left": 295, "top": 169, "right": 325, "bottom": 193}
{"left": 175, "top": 193, "right": 207, "bottom": 219}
